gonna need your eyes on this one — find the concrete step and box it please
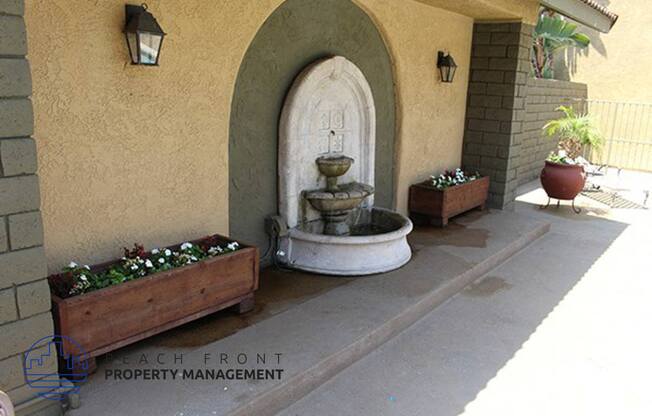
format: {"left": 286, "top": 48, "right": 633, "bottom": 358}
{"left": 69, "top": 210, "right": 549, "bottom": 416}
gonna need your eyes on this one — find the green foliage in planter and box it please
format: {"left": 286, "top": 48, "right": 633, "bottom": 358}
{"left": 49, "top": 237, "right": 241, "bottom": 298}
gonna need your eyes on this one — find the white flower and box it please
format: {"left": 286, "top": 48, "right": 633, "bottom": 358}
{"left": 84, "top": 265, "right": 91, "bottom": 270}
{"left": 145, "top": 259, "right": 153, "bottom": 268}
{"left": 165, "top": 249, "right": 172, "bottom": 257}
{"left": 68, "top": 261, "right": 78, "bottom": 269}
{"left": 208, "top": 246, "right": 223, "bottom": 255}
{"left": 158, "top": 258, "right": 165, "bottom": 264}
{"left": 151, "top": 248, "right": 160, "bottom": 254}
{"left": 180, "top": 242, "right": 193, "bottom": 250}
{"left": 79, "top": 274, "right": 88, "bottom": 282}
{"left": 190, "top": 256, "right": 197, "bottom": 262}
{"left": 130, "top": 264, "right": 138, "bottom": 271}
{"left": 138, "top": 258, "right": 144, "bottom": 264}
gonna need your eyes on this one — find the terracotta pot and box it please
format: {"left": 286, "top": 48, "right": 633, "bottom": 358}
{"left": 540, "top": 161, "right": 585, "bottom": 200}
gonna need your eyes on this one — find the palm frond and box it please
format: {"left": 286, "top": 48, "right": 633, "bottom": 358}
{"left": 543, "top": 105, "right": 603, "bottom": 158}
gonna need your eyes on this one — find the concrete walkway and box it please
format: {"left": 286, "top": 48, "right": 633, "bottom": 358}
{"left": 67, "top": 206, "right": 548, "bottom": 416}
{"left": 279, "top": 183, "right": 652, "bottom": 415}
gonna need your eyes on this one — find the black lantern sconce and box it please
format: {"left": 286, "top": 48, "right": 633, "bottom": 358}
{"left": 124, "top": 3, "right": 166, "bottom": 66}
{"left": 437, "top": 51, "right": 457, "bottom": 83}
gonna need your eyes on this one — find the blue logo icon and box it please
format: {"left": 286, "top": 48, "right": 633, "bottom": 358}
{"left": 24, "top": 335, "right": 89, "bottom": 401}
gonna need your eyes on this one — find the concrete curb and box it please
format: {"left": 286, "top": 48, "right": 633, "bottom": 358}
{"left": 228, "top": 221, "right": 551, "bottom": 416}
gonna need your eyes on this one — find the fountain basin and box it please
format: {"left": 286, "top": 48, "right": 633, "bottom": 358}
{"left": 277, "top": 208, "right": 413, "bottom": 275}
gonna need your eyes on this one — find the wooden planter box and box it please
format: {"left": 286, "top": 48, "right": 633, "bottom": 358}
{"left": 409, "top": 176, "right": 489, "bottom": 226}
{"left": 49, "top": 235, "right": 258, "bottom": 371}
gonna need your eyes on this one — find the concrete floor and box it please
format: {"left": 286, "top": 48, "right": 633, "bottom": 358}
{"left": 66, "top": 203, "right": 548, "bottom": 416}
{"left": 65, "top": 180, "right": 651, "bottom": 416}
{"left": 279, "top": 183, "right": 652, "bottom": 415}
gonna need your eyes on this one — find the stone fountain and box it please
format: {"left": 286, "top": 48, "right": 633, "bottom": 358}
{"left": 305, "top": 156, "right": 374, "bottom": 236}
{"left": 274, "top": 56, "right": 412, "bottom": 275}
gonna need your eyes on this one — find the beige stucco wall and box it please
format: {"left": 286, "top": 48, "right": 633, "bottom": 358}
{"left": 359, "top": 1, "right": 472, "bottom": 214}
{"left": 566, "top": 0, "right": 652, "bottom": 102}
{"left": 26, "top": 0, "right": 473, "bottom": 270}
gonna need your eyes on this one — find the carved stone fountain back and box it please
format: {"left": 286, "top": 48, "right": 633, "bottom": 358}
{"left": 279, "top": 56, "right": 376, "bottom": 229}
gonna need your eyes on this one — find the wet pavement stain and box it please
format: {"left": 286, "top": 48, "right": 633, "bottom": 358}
{"left": 463, "top": 276, "right": 512, "bottom": 297}
{"left": 150, "top": 268, "right": 355, "bottom": 348}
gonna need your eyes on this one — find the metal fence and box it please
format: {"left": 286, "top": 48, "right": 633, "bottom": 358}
{"left": 581, "top": 100, "right": 652, "bottom": 172}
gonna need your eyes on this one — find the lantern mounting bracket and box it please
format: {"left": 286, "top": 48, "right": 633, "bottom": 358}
{"left": 125, "top": 4, "right": 145, "bottom": 22}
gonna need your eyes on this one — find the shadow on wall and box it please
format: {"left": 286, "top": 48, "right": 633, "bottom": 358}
{"left": 553, "top": 0, "right": 609, "bottom": 80}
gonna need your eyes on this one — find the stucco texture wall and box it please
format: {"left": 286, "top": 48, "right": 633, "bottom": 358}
{"left": 26, "top": 0, "right": 285, "bottom": 270}
{"left": 26, "top": 0, "right": 471, "bottom": 269}
{"left": 361, "top": 0, "right": 472, "bottom": 214}
{"left": 564, "top": 0, "right": 652, "bottom": 102}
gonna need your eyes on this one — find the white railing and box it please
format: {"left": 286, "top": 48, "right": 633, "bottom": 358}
{"left": 582, "top": 100, "right": 652, "bottom": 172}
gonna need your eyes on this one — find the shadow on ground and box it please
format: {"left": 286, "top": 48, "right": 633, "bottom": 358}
{"left": 278, "top": 184, "right": 634, "bottom": 416}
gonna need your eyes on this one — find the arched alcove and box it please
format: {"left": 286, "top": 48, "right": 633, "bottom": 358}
{"left": 229, "top": 0, "right": 396, "bottom": 253}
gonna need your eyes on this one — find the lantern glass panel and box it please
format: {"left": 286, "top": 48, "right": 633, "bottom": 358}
{"left": 139, "top": 32, "right": 162, "bottom": 65}
{"left": 126, "top": 32, "right": 139, "bottom": 64}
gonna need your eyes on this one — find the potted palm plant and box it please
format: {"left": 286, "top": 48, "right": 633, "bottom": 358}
{"left": 540, "top": 105, "right": 603, "bottom": 211}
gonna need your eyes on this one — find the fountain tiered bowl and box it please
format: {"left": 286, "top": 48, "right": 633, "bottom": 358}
{"left": 304, "top": 156, "right": 374, "bottom": 236}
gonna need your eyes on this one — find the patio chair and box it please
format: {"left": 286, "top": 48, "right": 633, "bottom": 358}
{"left": 575, "top": 156, "right": 608, "bottom": 191}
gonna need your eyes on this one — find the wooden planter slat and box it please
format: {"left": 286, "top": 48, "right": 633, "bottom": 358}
{"left": 50, "top": 235, "right": 258, "bottom": 370}
{"left": 409, "top": 176, "right": 489, "bottom": 226}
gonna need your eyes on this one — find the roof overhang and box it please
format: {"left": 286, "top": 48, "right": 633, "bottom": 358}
{"left": 541, "top": 0, "right": 618, "bottom": 33}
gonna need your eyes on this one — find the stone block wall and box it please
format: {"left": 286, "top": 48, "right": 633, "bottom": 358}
{"left": 0, "top": 1, "right": 60, "bottom": 414}
{"left": 462, "top": 22, "right": 533, "bottom": 209}
{"left": 462, "top": 22, "right": 588, "bottom": 206}
{"left": 516, "top": 78, "right": 588, "bottom": 185}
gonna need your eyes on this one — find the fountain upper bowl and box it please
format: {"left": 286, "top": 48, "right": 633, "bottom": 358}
{"left": 315, "top": 155, "right": 354, "bottom": 178}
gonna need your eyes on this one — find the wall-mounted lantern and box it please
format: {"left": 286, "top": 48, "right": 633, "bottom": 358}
{"left": 437, "top": 51, "right": 457, "bottom": 83}
{"left": 124, "top": 3, "right": 166, "bottom": 66}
